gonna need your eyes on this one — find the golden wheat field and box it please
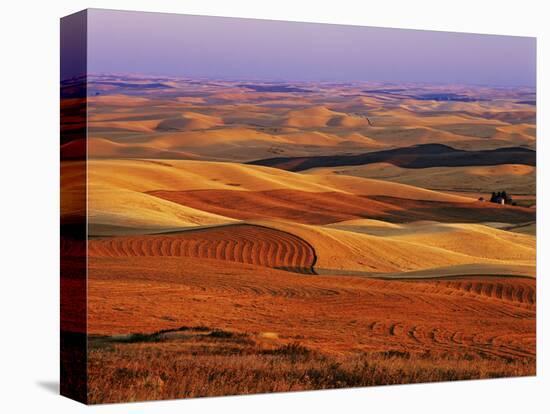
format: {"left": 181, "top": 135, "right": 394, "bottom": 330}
{"left": 61, "top": 74, "right": 536, "bottom": 403}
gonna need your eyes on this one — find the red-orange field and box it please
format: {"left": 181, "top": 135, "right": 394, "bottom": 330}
{"left": 148, "top": 189, "right": 535, "bottom": 224}
{"left": 87, "top": 256, "right": 535, "bottom": 357}
{"left": 85, "top": 253, "right": 535, "bottom": 402}
{"left": 88, "top": 224, "right": 316, "bottom": 273}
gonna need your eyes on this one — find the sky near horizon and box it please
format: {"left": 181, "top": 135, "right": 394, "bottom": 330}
{"left": 86, "top": 9, "right": 536, "bottom": 87}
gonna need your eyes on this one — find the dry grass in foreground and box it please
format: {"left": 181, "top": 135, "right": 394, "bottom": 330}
{"left": 87, "top": 327, "right": 535, "bottom": 404}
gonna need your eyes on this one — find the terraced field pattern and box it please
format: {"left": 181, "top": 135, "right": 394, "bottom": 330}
{"left": 88, "top": 224, "right": 317, "bottom": 273}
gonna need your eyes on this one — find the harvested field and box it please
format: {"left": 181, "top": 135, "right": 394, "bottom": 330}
{"left": 304, "top": 163, "right": 536, "bottom": 195}
{"left": 147, "top": 189, "right": 398, "bottom": 225}
{"left": 418, "top": 276, "right": 536, "bottom": 307}
{"left": 88, "top": 224, "right": 316, "bottom": 273}
{"left": 88, "top": 256, "right": 536, "bottom": 360}
{"left": 85, "top": 255, "right": 535, "bottom": 402}
{"left": 149, "top": 189, "right": 535, "bottom": 225}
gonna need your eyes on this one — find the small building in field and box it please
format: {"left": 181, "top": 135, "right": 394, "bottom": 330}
{"left": 489, "top": 191, "right": 514, "bottom": 205}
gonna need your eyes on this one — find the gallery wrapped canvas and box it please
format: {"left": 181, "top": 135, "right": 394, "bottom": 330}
{"left": 60, "top": 9, "right": 536, "bottom": 404}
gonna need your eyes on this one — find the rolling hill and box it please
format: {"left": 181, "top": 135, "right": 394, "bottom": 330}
{"left": 249, "top": 143, "right": 536, "bottom": 171}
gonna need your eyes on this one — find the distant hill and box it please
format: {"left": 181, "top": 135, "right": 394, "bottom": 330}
{"left": 248, "top": 144, "right": 536, "bottom": 172}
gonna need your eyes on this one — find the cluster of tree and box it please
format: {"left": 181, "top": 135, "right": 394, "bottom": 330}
{"left": 489, "top": 191, "right": 515, "bottom": 205}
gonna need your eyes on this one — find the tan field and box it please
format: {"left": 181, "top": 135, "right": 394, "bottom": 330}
{"left": 305, "top": 163, "right": 535, "bottom": 195}
{"left": 66, "top": 158, "right": 518, "bottom": 233}
{"left": 61, "top": 75, "right": 536, "bottom": 402}
{"left": 84, "top": 158, "right": 474, "bottom": 200}
{"left": 77, "top": 219, "right": 535, "bottom": 276}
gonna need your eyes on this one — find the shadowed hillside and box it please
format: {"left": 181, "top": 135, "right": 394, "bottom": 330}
{"left": 248, "top": 144, "right": 536, "bottom": 171}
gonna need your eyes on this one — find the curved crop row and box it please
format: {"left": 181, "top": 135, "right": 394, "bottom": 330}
{"left": 87, "top": 224, "right": 316, "bottom": 273}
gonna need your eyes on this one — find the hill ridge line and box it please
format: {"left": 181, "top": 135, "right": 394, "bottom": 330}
{"left": 248, "top": 144, "right": 536, "bottom": 172}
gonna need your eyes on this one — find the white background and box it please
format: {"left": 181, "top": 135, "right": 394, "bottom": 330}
{"left": 0, "top": 0, "right": 547, "bottom": 412}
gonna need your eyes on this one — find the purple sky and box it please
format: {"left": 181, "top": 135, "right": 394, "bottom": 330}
{"left": 87, "top": 9, "right": 536, "bottom": 87}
